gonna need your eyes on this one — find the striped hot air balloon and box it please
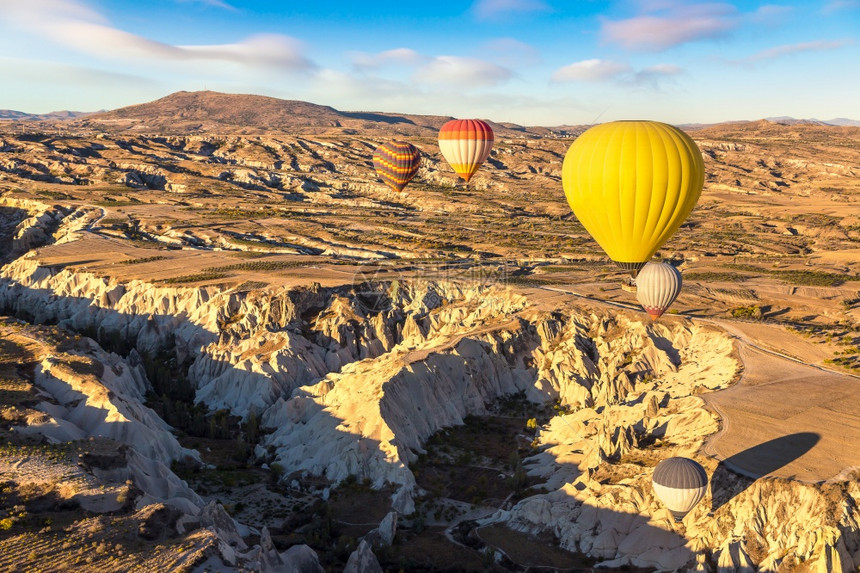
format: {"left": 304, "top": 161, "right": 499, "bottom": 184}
{"left": 562, "top": 121, "right": 704, "bottom": 277}
{"left": 438, "top": 119, "right": 494, "bottom": 184}
{"left": 373, "top": 141, "right": 421, "bottom": 193}
{"left": 636, "top": 261, "right": 682, "bottom": 320}
{"left": 652, "top": 457, "right": 708, "bottom": 522}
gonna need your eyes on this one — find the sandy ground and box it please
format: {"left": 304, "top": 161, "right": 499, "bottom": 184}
{"left": 702, "top": 341, "right": 860, "bottom": 482}
{"left": 708, "top": 319, "right": 834, "bottom": 364}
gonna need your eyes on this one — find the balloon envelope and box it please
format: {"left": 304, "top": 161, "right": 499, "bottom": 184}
{"left": 562, "top": 121, "right": 704, "bottom": 276}
{"left": 652, "top": 457, "right": 708, "bottom": 522}
{"left": 438, "top": 119, "right": 494, "bottom": 183}
{"left": 373, "top": 141, "right": 421, "bottom": 193}
{"left": 636, "top": 262, "right": 682, "bottom": 320}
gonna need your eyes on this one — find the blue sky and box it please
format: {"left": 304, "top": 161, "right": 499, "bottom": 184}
{"left": 0, "top": 0, "right": 857, "bottom": 125}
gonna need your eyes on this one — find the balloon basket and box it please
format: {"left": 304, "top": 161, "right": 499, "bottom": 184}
{"left": 621, "top": 278, "right": 637, "bottom": 293}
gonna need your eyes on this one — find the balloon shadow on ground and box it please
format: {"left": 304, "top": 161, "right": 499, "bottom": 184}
{"left": 710, "top": 432, "right": 820, "bottom": 512}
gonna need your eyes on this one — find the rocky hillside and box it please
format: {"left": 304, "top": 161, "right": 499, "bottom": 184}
{"left": 1, "top": 104, "right": 859, "bottom": 571}
{"left": 1, "top": 197, "right": 859, "bottom": 571}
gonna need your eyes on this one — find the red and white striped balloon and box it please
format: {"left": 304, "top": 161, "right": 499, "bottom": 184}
{"left": 438, "top": 119, "right": 494, "bottom": 183}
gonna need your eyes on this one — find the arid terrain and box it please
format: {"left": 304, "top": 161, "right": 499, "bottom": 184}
{"left": 0, "top": 91, "right": 859, "bottom": 572}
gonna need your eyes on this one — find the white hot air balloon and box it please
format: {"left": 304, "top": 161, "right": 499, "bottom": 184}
{"left": 636, "top": 261, "right": 682, "bottom": 320}
{"left": 651, "top": 457, "right": 708, "bottom": 522}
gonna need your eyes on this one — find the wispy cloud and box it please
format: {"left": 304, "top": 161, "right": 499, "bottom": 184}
{"left": 602, "top": 2, "right": 738, "bottom": 51}
{"left": 822, "top": 0, "right": 860, "bottom": 14}
{"left": 176, "top": 0, "right": 239, "bottom": 12}
{"left": 347, "top": 48, "right": 513, "bottom": 88}
{"left": 349, "top": 48, "right": 425, "bottom": 70}
{"left": 472, "top": 0, "right": 550, "bottom": 20}
{"left": 551, "top": 59, "right": 631, "bottom": 82}
{"left": 481, "top": 38, "right": 541, "bottom": 66}
{"left": 180, "top": 35, "right": 314, "bottom": 69}
{"left": 0, "top": 56, "right": 151, "bottom": 86}
{"left": 413, "top": 56, "right": 513, "bottom": 87}
{"left": 749, "top": 4, "right": 793, "bottom": 24}
{"left": 633, "top": 63, "right": 682, "bottom": 86}
{"left": 4, "top": 0, "right": 314, "bottom": 71}
{"left": 300, "top": 69, "right": 587, "bottom": 125}
{"left": 551, "top": 59, "right": 681, "bottom": 87}
{"left": 0, "top": 55, "right": 165, "bottom": 113}
{"left": 346, "top": 47, "right": 514, "bottom": 88}
{"left": 738, "top": 39, "right": 851, "bottom": 63}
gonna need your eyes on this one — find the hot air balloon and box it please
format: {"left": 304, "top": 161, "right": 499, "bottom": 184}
{"left": 562, "top": 121, "right": 704, "bottom": 277}
{"left": 373, "top": 141, "right": 421, "bottom": 193}
{"left": 636, "top": 261, "right": 682, "bottom": 320}
{"left": 652, "top": 457, "right": 708, "bottom": 522}
{"left": 438, "top": 119, "right": 494, "bottom": 184}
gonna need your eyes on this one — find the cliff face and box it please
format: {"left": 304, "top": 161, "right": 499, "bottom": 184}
{"left": 0, "top": 322, "right": 322, "bottom": 572}
{"left": 258, "top": 302, "right": 731, "bottom": 514}
{"left": 0, "top": 245, "right": 730, "bottom": 522}
{"left": 3, "top": 325, "right": 201, "bottom": 513}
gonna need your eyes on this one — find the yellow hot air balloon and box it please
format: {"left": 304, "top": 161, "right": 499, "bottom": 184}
{"left": 562, "top": 121, "right": 704, "bottom": 276}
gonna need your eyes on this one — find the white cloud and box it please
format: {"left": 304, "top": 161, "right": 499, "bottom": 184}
{"left": 472, "top": 0, "right": 550, "bottom": 20}
{"left": 738, "top": 40, "right": 851, "bottom": 63}
{"left": 349, "top": 48, "right": 425, "bottom": 70}
{"left": 551, "top": 59, "right": 632, "bottom": 82}
{"left": 412, "top": 56, "right": 513, "bottom": 87}
{"left": 601, "top": 3, "right": 738, "bottom": 51}
{"left": 3, "top": 0, "right": 314, "bottom": 71}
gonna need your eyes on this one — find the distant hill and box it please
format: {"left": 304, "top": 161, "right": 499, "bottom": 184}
{"left": 7, "top": 91, "right": 857, "bottom": 136}
{"left": 765, "top": 116, "right": 831, "bottom": 126}
{"left": 766, "top": 116, "right": 860, "bottom": 127}
{"left": 682, "top": 117, "right": 860, "bottom": 132}
{"left": 70, "top": 90, "right": 546, "bottom": 138}
{"left": 0, "top": 110, "right": 91, "bottom": 121}
{"left": 688, "top": 118, "right": 860, "bottom": 143}
{"left": 820, "top": 117, "right": 860, "bottom": 127}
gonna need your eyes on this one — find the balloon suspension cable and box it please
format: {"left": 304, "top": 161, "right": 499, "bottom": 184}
{"left": 615, "top": 261, "right": 646, "bottom": 278}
